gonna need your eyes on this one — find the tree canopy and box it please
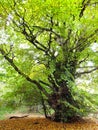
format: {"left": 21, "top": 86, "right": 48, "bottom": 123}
{"left": 0, "top": 0, "right": 98, "bottom": 122}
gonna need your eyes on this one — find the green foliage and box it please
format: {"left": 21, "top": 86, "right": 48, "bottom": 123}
{"left": 29, "top": 64, "right": 47, "bottom": 81}
{"left": 0, "top": 106, "right": 14, "bottom": 119}
{"left": 0, "top": 0, "right": 98, "bottom": 122}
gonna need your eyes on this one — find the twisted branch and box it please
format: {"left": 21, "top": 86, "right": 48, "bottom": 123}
{"left": 0, "top": 48, "right": 48, "bottom": 96}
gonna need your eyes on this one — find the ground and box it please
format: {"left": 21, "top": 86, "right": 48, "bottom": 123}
{"left": 0, "top": 113, "right": 98, "bottom": 130}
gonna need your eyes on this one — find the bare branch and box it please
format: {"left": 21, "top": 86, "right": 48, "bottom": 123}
{"left": 76, "top": 67, "right": 98, "bottom": 77}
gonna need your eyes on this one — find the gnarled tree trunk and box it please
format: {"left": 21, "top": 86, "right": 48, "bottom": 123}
{"left": 45, "top": 62, "right": 79, "bottom": 122}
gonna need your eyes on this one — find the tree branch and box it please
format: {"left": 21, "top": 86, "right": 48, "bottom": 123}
{"left": 78, "top": 54, "right": 89, "bottom": 65}
{"left": 79, "top": 0, "right": 91, "bottom": 18}
{"left": 33, "top": 25, "right": 61, "bottom": 38}
{"left": 11, "top": 8, "right": 49, "bottom": 53}
{"left": 71, "top": 29, "right": 98, "bottom": 53}
{"left": 78, "top": 66, "right": 98, "bottom": 68}
{"left": 40, "top": 91, "right": 48, "bottom": 118}
{"left": 76, "top": 67, "right": 98, "bottom": 77}
{"left": 0, "top": 48, "right": 48, "bottom": 96}
{"left": 45, "top": 16, "right": 54, "bottom": 55}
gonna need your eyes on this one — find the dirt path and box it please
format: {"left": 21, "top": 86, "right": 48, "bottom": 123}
{"left": 0, "top": 115, "right": 98, "bottom": 130}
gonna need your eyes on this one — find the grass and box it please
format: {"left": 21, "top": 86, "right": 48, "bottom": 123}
{"left": 0, "top": 107, "right": 14, "bottom": 120}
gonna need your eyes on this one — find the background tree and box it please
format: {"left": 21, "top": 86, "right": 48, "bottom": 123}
{"left": 0, "top": 0, "right": 98, "bottom": 122}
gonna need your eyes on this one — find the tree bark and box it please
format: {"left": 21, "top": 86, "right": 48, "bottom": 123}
{"left": 47, "top": 82, "right": 79, "bottom": 122}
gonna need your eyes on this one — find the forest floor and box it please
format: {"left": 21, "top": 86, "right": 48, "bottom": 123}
{"left": 0, "top": 113, "right": 98, "bottom": 130}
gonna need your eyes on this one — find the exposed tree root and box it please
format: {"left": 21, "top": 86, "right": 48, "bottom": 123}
{"left": 9, "top": 115, "right": 29, "bottom": 119}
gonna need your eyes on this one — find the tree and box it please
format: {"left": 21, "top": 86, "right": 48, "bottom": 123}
{"left": 0, "top": 0, "right": 98, "bottom": 122}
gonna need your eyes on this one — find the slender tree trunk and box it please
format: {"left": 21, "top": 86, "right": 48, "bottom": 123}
{"left": 40, "top": 91, "right": 48, "bottom": 118}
